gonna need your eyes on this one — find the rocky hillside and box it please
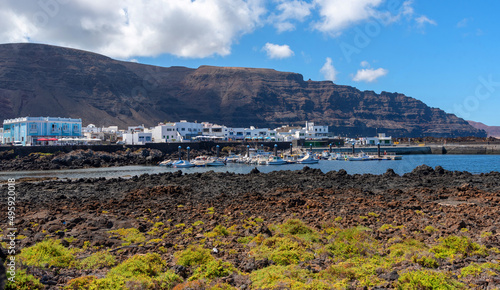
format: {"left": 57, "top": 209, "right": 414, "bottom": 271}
{"left": 0, "top": 43, "right": 486, "bottom": 137}
{"left": 468, "top": 121, "right": 500, "bottom": 138}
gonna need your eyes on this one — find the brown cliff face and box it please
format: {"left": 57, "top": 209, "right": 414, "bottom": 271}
{"left": 0, "top": 43, "right": 486, "bottom": 137}
{"left": 468, "top": 121, "right": 500, "bottom": 138}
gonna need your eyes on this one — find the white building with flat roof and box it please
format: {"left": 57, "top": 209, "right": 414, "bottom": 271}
{"left": 123, "top": 132, "right": 152, "bottom": 145}
{"left": 152, "top": 120, "right": 202, "bottom": 142}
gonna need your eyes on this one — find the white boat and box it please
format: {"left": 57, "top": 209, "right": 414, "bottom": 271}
{"left": 266, "top": 156, "right": 288, "bottom": 165}
{"left": 328, "top": 153, "right": 345, "bottom": 161}
{"left": 297, "top": 154, "right": 319, "bottom": 164}
{"left": 347, "top": 152, "right": 371, "bottom": 161}
{"left": 192, "top": 156, "right": 208, "bottom": 167}
{"left": 226, "top": 154, "right": 242, "bottom": 163}
{"left": 158, "top": 159, "right": 173, "bottom": 167}
{"left": 206, "top": 157, "right": 226, "bottom": 166}
{"left": 172, "top": 160, "right": 195, "bottom": 168}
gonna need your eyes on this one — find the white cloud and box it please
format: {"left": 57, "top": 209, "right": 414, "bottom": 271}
{"left": 271, "top": 0, "right": 314, "bottom": 32}
{"left": 360, "top": 60, "right": 370, "bottom": 68}
{"left": 313, "top": 0, "right": 384, "bottom": 35}
{"left": 352, "top": 66, "right": 387, "bottom": 82}
{"left": 415, "top": 15, "right": 437, "bottom": 28}
{"left": 263, "top": 43, "right": 294, "bottom": 59}
{"left": 320, "top": 57, "right": 337, "bottom": 81}
{"left": 0, "top": 0, "right": 266, "bottom": 59}
{"left": 401, "top": 0, "right": 414, "bottom": 17}
{"left": 456, "top": 18, "right": 470, "bottom": 28}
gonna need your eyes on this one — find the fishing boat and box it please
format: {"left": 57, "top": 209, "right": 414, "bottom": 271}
{"left": 171, "top": 160, "right": 195, "bottom": 168}
{"left": 328, "top": 153, "right": 345, "bottom": 161}
{"left": 192, "top": 156, "right": 208, "bottom": 167}
{"left": 297, "top": 153, "right": 319, "bottom": 164}
{"left": 266, "top": 156, "right": 287, "bottom": 165}
{"left": 347, "top": 152, "right": 371, "bottom": 161}
{"left": 158, "top": 159, "right": 173, "bottom": 167}
{"left": 206, "top": 157, "right": 226, "bottom": 166}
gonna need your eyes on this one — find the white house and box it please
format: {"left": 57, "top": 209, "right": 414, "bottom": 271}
{"left": 127, "top": 125, "right": 145, "bottom": 133}
{"left": 152, "top": 123, "right": 180, "bottom": 142}
{"left": 243, "top": 126, "right": 278, "bottom": 141}
{"left": 202, "top": 123, "right": 227, "bottom": 139}
{"left": 151, "top": 120, "right": 203, "bottom": 142}
{"left": 360, "top": 133, "right": 393, "bottom": 146}
{"left": 302, "top": 121, "right": 329, "bottom": 138}
{"left": 123, "top": 132, "right": 152, "bottom": 145}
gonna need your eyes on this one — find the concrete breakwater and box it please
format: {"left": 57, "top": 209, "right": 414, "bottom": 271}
{"left": 429, "top": 144, "right": 500, "bottom": 154}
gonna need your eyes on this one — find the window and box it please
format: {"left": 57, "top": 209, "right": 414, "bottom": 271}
{"left": 181, "top": 128, "right": 185, "bottom": 131}
{"left": 246, "top": 132, "right": 251, "bottom": 135}
{"left": 52, "top": 124, "right": 57, "bottom": 131}
{"left": 30, "top": 124, "right": 37, "bottom": 130}
{"left": 62, "top": 124, "right": 69, "bottom": 132}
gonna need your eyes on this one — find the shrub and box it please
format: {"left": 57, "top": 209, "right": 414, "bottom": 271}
{"left": 85, "top": 253, "right": 173, "bottom": 289}
{"left": 5, "top": 269, "right": 44, "bottom": 290}
{"left": 430, "top": 235, "right": 488, "bottom": 259}
{"left": 108, "top": 228, "right": 146, "bottom": 245}
{"left": 174, "top": 245, "right": 214, "bottom": 267}
{"left": 189, "top": 259, "right": 236, "bottom": 281}
{"left": 326, "top": 226, "right": 378, "bottom": 260}
{"left": 280, "top": 219, "right": 319, "bottom": 242}
{"left": 79, "top": 251, "right": 116, "bottom": 269}
{"left": 250, "top": 265, "right": 313, "bottom": 289}
{"left": 209, "top": 283, "right": 238, "bottom": 290}
{"left": 396, "top": 270, "right": 464, "bottom": 289}
{"left": 155, "top": 271, "right": 184, "bottom": 289}
{"left": 249, "top": 236, "right": 314, "bottom": 265}
{"left": 389, "top": 239, "right": 427, "bottom": 259}
{"left": 108, "top": 253, "right": 165, "bottom": 278}
{"left": 411, "top": 254, "right": 438, "bottom": 268}
{"left": 205, "top": 225, "right": 229, "bottom": 238}
{"left": 460, "top": 262, "right": 500, "bottom": 278}
{"left": 64, "top": 276, "right": 97, "bottom": 289}
{"left": 18, "top": 239, "right": 79, "bottom": 268}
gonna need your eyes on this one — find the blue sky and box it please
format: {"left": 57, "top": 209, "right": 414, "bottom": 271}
{"left": 2, "top": 0, "right": 500, "bottom": 125}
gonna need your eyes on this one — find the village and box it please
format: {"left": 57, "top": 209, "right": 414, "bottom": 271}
{"left": 0, "top": 116, "right": 393, "bottom": 147}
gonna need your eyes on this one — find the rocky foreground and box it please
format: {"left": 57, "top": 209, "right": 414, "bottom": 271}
{"left": 1, "top": 166, "right": 500, "bottom": 289}
{"left": 0, "top": 148, "right": 209, "bottom": 171}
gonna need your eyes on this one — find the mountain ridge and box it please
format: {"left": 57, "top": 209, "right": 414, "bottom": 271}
{"left": 467, "top": 121, "right": 500, "bottom": 138}
{"left": 0, "top": 43, "right": 486, "bottom": 137}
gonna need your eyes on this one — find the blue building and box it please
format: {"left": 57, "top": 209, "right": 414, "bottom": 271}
{"left": 2, "top": 117, "right": 82, "bottom": 145}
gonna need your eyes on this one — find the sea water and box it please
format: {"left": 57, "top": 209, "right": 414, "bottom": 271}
{"left": 1, "top": 155, "right": 500, "bottom": 180}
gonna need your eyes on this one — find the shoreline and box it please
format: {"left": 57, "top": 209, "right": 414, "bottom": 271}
{"left": 2, "top": 142, "right": 500, "bottom": 157}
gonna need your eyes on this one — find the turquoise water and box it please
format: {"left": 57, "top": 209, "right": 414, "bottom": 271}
{"left": 1, "top": 155, "right": 499, "bottom": 180}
